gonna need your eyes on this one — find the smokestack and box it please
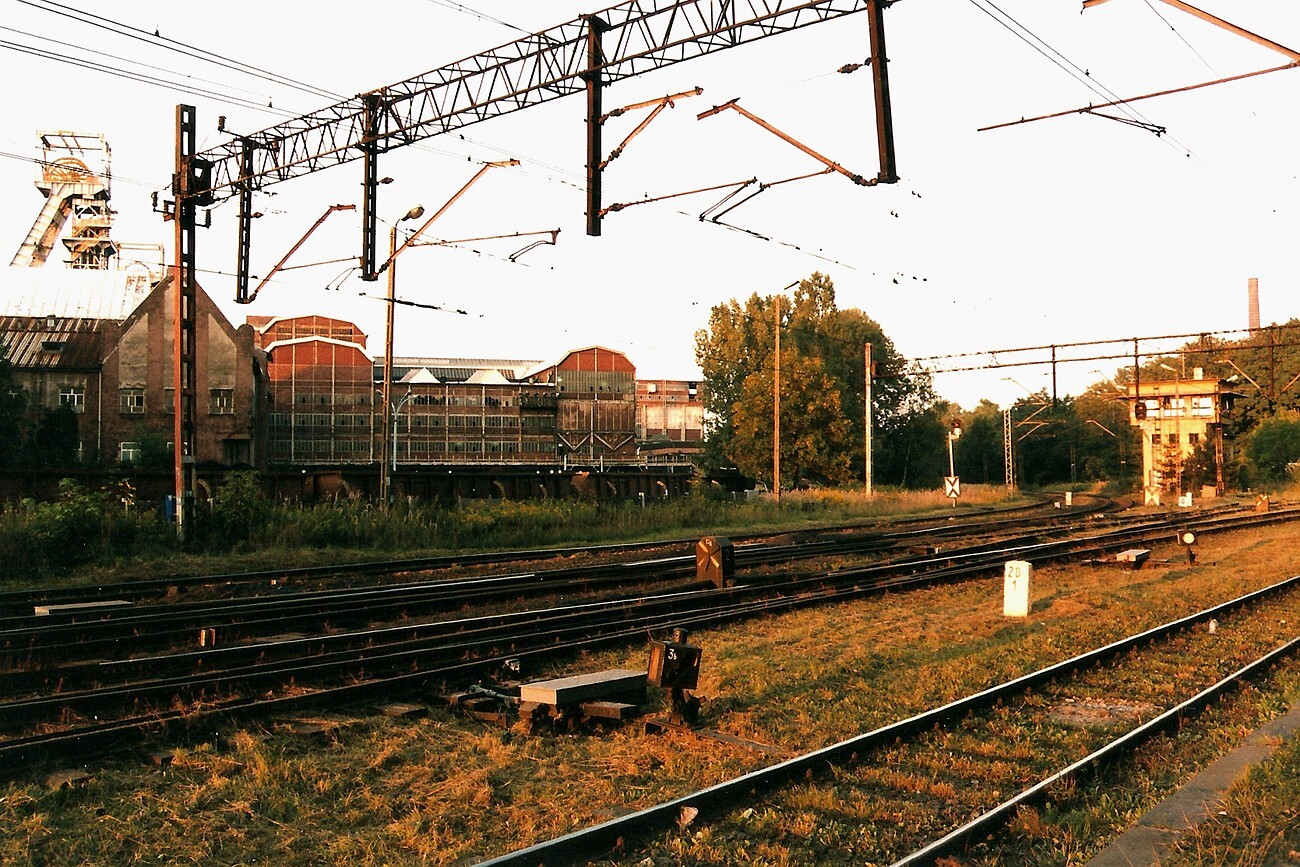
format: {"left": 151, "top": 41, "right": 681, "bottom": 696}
{"left": 1248, "top": 277, "right": 1260, "bottom": 335}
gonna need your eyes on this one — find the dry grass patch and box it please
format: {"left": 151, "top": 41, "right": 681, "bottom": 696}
{"left": 3, "top": 517, "right": 1299, "bottom": 865}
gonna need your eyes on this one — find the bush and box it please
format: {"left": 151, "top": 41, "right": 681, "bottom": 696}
{"left": 0, "top": 480, "right": 173, "bottom": 582}
{"left": 205, "top": 470, "right": 272, "bottom": 550}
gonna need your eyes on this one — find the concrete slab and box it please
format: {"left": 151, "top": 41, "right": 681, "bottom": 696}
{"left": 519, "top": 669, "right": 646, "bottom": 706}
{"left": 1088, "top": 699, "right": 1300, "bottom": 867}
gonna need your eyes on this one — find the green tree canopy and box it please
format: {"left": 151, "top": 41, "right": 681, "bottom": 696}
{"left": 694, "top": 273, "right": 936, "bottom": 489}
{"left": 1244, "top": 415, "right": 1300, "bottom": 484}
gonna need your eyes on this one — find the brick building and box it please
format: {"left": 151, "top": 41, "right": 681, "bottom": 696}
{"left": 255, "top": 319, "right": 651, "bottom": 471}
{"left": 636, "top": 378, "right": 704, "bottom": 460}
{"left": 522, "top": 346, "right": 638, "bottom": 465}
{"left": 1, "top": 267, "right": 264, "bottom": 467}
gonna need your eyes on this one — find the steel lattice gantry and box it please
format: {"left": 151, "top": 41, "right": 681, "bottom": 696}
{"left": 168, "top": 0, "right": 899, "bottom": 536}
{"left": 189, "top": 0, "right": 895, "bottom": 282}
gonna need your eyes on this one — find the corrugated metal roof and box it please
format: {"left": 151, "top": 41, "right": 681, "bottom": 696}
{"left": 0, "top": 316, "right": 104, "bottom": 369}
{"left": 383, "top": 355, "right": 541, "bottom": 381}
{"left": 0, "top": 267, "right": 153, "bottom": 321}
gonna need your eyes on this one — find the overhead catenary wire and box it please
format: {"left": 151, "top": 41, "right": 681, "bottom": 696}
{"left": 15, "top": 0, "right": 339, "bottom": 100}
{"left": 417, "top": 0, "right": 538, "bottom": 38}
{"left": 0, "top": 149, "right": 160, "bottom": 190}
{"left": 965, "top": 0, "right": 1213, "bottom": 166}
{"left": 0, "top": 40, "right": 288, "bottom": 116}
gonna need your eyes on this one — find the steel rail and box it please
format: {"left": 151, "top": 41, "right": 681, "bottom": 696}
{"left": 0, "top": 503, "right": 1273, "bottom": 688}
{"left": 892, "top": 635, "right": 1300, "bottom": 866}
{"left": 0, "top": 500, "right": 1099, "bottom": 660}
{"left": 0, "top": 496, "right": 1064, "bottom": 613}
{"left": 0, "top": 505, "right": 1276, "bottom": 706}
{"left": 0, "top": 506, "right": 1290, "bottom": 763}
{"left": 477, "top": 574, "right": 1300, "bottom": 866}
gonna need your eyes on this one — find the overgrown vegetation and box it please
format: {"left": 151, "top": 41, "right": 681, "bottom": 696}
{"left": 0, "top": 476, "right": 1018, "bottom": 585}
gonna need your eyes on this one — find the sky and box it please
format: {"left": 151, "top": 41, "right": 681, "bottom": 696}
{"left": 2, "top": 0, "right": 1297, "bottom": 410}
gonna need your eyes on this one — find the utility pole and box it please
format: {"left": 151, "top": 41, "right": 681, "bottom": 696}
{"left": 773, "top": 293, "right": 781, "bottom": 503}
{"left": 864, "top": 342, "right": 873, "bottom": 495}
{"left": 1003, "top": 408, "right": 1014, "bottom": 490}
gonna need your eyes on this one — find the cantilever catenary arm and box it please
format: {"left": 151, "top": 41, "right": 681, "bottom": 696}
{"left": 381, "top": 160, "right": 519, "bottom": 272}
{"left": 697, "top": 99, "right": 873, "bottom": 186}
{"left": 1084, "top": 0, "right": 1300, "bottom": 61}
{"left": 599, "top": 87, "right": 704, "bottom": 169}
{"left": 243, "top": 204, "right": 356, "bottom": 303}
{"left": 410, "top": 228, "right": 561, "bottom": 262}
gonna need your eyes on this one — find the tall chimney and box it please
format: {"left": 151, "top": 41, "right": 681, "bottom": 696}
{"left": 1248, "top": 277, "right": 1260, "bottom": 335}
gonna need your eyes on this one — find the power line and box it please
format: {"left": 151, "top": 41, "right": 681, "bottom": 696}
{"left": 15, "top": 0, "right": 338, "bottom": 100}
{"left": 0, "top": 149, "right": 162, "bottom": 190}
{"left": 0, "top": 40, "right": 287, "bottom": 116}
{"left": 966, "top": 0, "right": 1213, "bottom": 166}
{"left": 418, "top": 0, "right": 537, "bottom": 38}
{"left": 1142, "top": 0, "right": 1222, "bottom": 78}
{"left": 0, "top": 24, "right": 276, "bottom": 104}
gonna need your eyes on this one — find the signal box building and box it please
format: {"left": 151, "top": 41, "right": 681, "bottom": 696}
{"left": 1127, "top": 368, "right": 1239, "bottom": 495}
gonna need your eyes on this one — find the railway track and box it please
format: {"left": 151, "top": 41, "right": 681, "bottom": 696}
{"left": 479, "top": 573, "right": 1300, "bottom": 865}
{"left": 0, "top": 493, "right": 1099, "bottom": 615}
{"left": 0, "top": 497, "right": 1122, "bottom": 669}
{"left": 0, "top": 501, "right": 1294, "bottom": 775}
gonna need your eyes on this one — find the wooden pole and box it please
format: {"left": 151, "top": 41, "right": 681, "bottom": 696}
{"left": 774, "top": 294, "right": 781, "bottom": 502}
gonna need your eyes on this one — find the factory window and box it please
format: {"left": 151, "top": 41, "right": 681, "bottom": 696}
{"left": 209, "top": 389, "right": 234, "bottom": 415}
{"left": 163, "top": 388, "right": 175, "bottom": 414}
{"left": 119, "top": 388, "right": 145, "bottom": 414}
{"left": 118, "top": 441, "right": 141, "bottom": 463}
{"left": 59, "top": 386, "right": 85, "bottom": 413}
{"left": 1188, "top": 432, "right": 1200, "bottom": 444}
{"left": 1151, "top": 433, "right": 1161, "bottom": 445}
{"left": 223, "top": 439, "right": 250, "bottom": 465}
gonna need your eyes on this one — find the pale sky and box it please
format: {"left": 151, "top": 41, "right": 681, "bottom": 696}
{"left": 2, "top": 1, "right": 1297, "bottom": 409}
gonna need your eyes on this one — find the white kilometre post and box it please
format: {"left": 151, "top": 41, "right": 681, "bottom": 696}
{"left": 1003, "top": 560, "right": 1033, "bottom": 618}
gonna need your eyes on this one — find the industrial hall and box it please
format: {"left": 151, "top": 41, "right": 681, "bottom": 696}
{"left": 0, "top": 267, "right": 702, "bottom": 499}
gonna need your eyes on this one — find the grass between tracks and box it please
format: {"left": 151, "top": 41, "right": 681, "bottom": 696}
{"left": 2, "top": 503, "right": 1299, "bottom": 865}
{"left": 2, "top": 484, "right": 1018, "bottom": 588}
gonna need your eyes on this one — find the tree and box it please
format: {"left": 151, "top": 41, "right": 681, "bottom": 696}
{"left": 27, "top": 405, "right": 80, "bottom": 468}
{"left": 1244, "top": 415, "right": 1300, "bottom": 484}
{"left": 0, "top": 350, "right": 25, "bottom": 469}
{"left": 953, "top": 400, "right": 1006, "bottom": 485}
{"left": 695, "top": 273, "right": 936, "bottom": 489}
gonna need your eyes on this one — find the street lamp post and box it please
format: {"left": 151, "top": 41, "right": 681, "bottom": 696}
{"left": 379, "top": 206, "right": 425, "bottom": 507}
{"left": 391, "top": 388, "right": 415, "bottom": 483}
